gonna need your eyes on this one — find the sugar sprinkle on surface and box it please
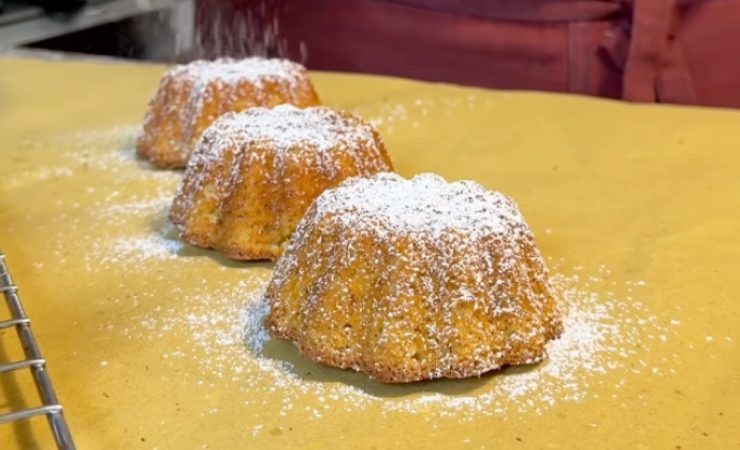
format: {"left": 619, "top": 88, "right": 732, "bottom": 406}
{"left": 129, "top": 264, "right": 678, "bottom": 419}
{"left": 12, "top": 125, "right": 684, "bottom": 427}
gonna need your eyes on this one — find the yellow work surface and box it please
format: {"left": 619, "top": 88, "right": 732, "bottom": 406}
{"left": 1, "top": 56, "right": 739, "bottom": 449}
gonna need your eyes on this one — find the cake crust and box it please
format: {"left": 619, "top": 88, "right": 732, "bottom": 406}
{"left": 265, "top": 173, "right": 563, "bottom": 383}
{"left": 136, "top": 57, "right": 320, "bottom": 169}
{"left": 170, "top": 105, "right": 394, "bottom": 261}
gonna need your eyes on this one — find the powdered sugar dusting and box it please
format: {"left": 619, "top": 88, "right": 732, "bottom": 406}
{"left": 169, "top": 105, "right": 392, "bottom": 253}
{"left": 27, "top": 126, "right": 189, "bottom": 270}
{"left": 137, "top": 57, "right": 319, "bottom": 167}
{"left": 79, "top": 196, "right": 209, "bottom": 272}
{"left": 266, "top": 172, "right": 560, "bottom": 382}
{"left": 193, "top": 105, "right": 378, "bottom": 157}
{"left": 169, "top": 57, "right": 305, "bottom": 87}
{"left": 5, "top": 125, "right": 142, "bottom": 190}
{"left": 123, "top": 263, "right": 678, "bottom": 419}
{"left": 88, "top": 231, "right": 184, "bottom": 269}
{"left": 30, "top": 126, "right": 680, "bottom": 422}
{"left": 312, "top": 172, "right": 526, "bottom": 237}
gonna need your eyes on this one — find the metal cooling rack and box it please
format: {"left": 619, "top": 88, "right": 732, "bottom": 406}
{"left": 0, "top": 250, "right": 75, "bottom": 449}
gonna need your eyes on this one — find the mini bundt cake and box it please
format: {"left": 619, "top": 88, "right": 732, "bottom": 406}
{"left": 136, "top": 57, "right": 320, "bottom": 168}
{"left": 265, "top": 173, "right": 563, "bottom": 383}
{"left": 169, "top": 105, "right": 394, "bottom": 260}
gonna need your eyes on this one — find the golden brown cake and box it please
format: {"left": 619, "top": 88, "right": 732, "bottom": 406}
{"left": 136, "top": 57, "right": 320, "bottom": 168}
{"left": 169, "top": 105, "right": 394, "bottom": 260}
{"left": 265, "top": 173, "right": 563, "bottom": 383}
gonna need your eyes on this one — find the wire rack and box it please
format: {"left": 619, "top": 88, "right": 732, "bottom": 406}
{"left": 0, "top": 250, "right": 75, "bottom": 449}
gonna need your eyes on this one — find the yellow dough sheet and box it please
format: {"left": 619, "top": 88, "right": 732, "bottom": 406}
{"left": 0, "top": 55, "right": 739, "bottom": 449}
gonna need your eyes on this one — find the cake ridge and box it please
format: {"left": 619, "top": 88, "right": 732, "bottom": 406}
{"left": 136, "top": 57, "right": 320, "bottom": 168}
{"left": 266, "top": 172, "right": 562, "bottom": 383}
{"left": 169, "top": 106, "right": 393, "bottom": 261}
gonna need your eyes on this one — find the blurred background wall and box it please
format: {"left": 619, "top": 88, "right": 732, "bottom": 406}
{"left": 3, "top": 0, "right": 740, "bottom": 108}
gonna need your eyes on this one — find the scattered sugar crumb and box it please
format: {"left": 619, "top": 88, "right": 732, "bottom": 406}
{"left": 11, "top": 124, "right": 683, "bottom": 428}
{"left": 125, "top": 263, "right": 676, "bottom": 420}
